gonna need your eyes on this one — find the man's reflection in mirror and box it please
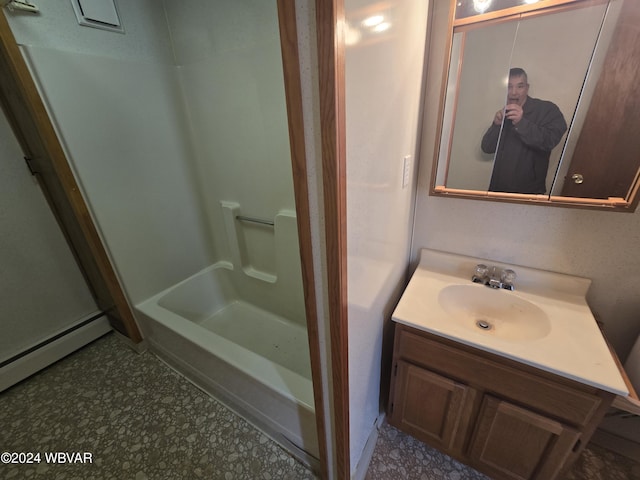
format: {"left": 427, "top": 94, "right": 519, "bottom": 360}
{"left": 481, "top": 68, "right": 567, "bottom": 194}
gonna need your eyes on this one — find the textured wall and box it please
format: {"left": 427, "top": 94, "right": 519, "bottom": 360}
{"left": 345, "top": 0, "right": 429, "bottom": 473}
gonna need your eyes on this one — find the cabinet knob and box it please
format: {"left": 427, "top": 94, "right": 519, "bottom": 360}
{"left": 571, "top": 173, "right": 584, "bottom": 184}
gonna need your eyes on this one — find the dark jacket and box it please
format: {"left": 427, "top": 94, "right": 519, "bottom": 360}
{"left": 482, "top": 96, "right": 567, "bottom": 194}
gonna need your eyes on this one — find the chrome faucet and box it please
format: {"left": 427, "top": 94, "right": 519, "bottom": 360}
{"left": 472, "top": 264, "right": 516, "bottom": 291}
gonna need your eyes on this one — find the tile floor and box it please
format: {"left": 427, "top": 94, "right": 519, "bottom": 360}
{"left": 1, "top": 332, "right": 639, "bottom": 479}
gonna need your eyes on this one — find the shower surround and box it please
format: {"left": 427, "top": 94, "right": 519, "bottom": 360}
{"left": 6, "top": 0, "right": 315, "bottom": 466}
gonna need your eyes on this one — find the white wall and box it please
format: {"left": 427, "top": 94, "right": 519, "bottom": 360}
{"left": 5, "top": 1, "right": 214, "bottom": 305}
{"left": 0, "top": 104, "right": 98, "bottom": 360}
{"left": 6, "top": 0, "right": 173, "bottom": 63}
{"left": 413, "top": 1, "right": 640, "bottom": 363}
{"left": 345, "top": 0, "right": 428, "bottom": 473}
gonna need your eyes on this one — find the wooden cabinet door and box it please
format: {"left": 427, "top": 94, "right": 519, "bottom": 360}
{"left": 389, "top": 361, "right": 474, "bottom": 453}
{"left": 469, "top": 396, "right": 580, "bottom": 480}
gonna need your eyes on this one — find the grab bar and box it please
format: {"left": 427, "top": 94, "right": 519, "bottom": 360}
{"left": 235, "top": 215, "right": 274, "bottom": 227}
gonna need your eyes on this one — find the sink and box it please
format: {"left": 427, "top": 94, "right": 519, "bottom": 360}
{"left": 390, "top": 248, "right": 629, "bottom": 396}
{"left": 437, "top": 284, "right": 551, "bottom": 341}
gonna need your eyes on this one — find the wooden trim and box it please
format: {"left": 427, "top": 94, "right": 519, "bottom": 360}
{"left": 612, "top": 396, "right": 640, "bottom": 417}
{"left": 442, "top": 30, "right": 465, "bottom": 186}
{"left": 276, "top": 1, "right": 328, "bottom": 477}
{"left": 518, "top": 0, "right": 609, "bottom": 19}
{"left": 453, "top": 0, "right": 585, "bottom": 27}
{"left": 0, "top": 12, "right": 142, "bottom": 342}
{"left": 433, "top": 186, "right": 638, "bottom": 211}
{"left": 547, "top": 196, "right": 629, "bottom": 206}
{"left": 315, "top": 0, "right": 350, "bottom": 478}
{"left": 453, "top": 12, "right": 521, "bottom": 33}
{"left": 429, "top": 0, "right": 457, "bottom": 202}
{"left": 627, "top": 166, "right": 640, "bottom": 212}
{"left": 434, "top": 185, "right": 548, "bottom": 201}
{"left": 625, "top": 166, "right": 640, "bottom": 202}
{"left": 453, "top": 0, "right": 608, "bottom": 31}
{"left": 601, "top": 331, "right": 640, "bottom": 415}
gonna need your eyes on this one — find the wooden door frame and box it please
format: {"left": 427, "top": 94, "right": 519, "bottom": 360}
{"left": 280, "top": 1, "right": 351, "bottom": 477}
{"left": 277, "top": 1, "right": 334, "bottom": 478}
{"left": 315, "top": 1, "right": 350, "bottom": 479}
{"left": 0, "top": 11, "right": 142, "bottom": 342}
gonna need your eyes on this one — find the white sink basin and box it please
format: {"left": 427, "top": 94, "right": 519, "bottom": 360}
{"left": 438, "top": 284, "right": 551, "bottom": 341}
{"left": 391, "top": 248, "right": 629, "bottom": 395}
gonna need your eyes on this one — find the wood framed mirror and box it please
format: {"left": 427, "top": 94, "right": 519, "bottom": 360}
{"left": 430, "top": 0, "right": 640, "bottom": 211}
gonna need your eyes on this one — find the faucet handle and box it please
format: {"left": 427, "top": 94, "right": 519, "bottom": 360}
{"left": 472, "top": 264, "right": 489, "bottom": 283}
{"left": 501, "top": 269, "right": 516, "bottom": 284}
{"left": 474, "top": 264, "right": 489, "bottom": 277}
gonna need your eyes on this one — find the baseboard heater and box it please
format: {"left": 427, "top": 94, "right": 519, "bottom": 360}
{"left": 0, "top": 312, "right": 112, "bottom": 392}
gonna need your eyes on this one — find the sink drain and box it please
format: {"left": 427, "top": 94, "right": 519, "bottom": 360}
{"left": 476, "top": 320, "right": 493, "bottom": 330}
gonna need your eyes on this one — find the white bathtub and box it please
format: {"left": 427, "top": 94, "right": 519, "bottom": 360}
{"left": 135, "top": 262, "right": 318, "bottom": 466}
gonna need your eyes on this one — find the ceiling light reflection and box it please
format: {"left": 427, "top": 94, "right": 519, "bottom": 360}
{"left": 362, "top": 15, "right": 384, "bottom": 27}
{"left": 473, "top": 0, "right": 492, "bottom": 13}
{"left": 373, "top": 22, "right": 391, "bottom": 33}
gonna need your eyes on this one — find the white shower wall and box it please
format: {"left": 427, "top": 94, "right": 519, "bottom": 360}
{"left": 6, "top": 1, "right": 213, "bottom": 305}
{"left": 21, "top": 46, "right": 214, "bottom": 305}
{"left": 163, "top": 0, "right": 296, "bottom": 246}
{"left": 5, "top": 1, "right": 301, "bottom": 315}
{"left": 163, "top": 0, "right": 305, "bottom": 323}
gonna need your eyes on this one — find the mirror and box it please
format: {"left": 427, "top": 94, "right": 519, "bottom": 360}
{"left": 432, "top": 0, "right": 640, "bottom": 211}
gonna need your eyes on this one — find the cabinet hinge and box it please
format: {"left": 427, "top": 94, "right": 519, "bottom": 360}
{"left": 394, "top": 363, "right": 398, "bottom": 376}
{"left": 24, "top": 156, "right": 38, "bottom": 176}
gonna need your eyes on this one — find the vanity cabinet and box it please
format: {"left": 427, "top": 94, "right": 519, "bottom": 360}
{"left": 388, "top": 323, "right": 615, "bottom": 480}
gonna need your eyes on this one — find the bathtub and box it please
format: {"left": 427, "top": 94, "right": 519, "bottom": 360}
{"left": 135, "top": 262, "right": 318, "bottom": 466}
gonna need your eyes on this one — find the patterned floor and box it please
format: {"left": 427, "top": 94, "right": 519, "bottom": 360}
{"left": 0, "top": 333, "right": 314, "bottom": 480}
{"left": 1, "top": 332, "right": 639, "bottom": 479}
{"left": 366, "top": 422, "right": 640, "bottom": 480}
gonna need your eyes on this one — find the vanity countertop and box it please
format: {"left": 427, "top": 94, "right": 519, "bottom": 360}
{"left": 392, "top": 248, "right": 629, "bottom": 396}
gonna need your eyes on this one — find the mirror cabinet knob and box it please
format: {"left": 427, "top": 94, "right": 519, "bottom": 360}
{"left": 571, "top": 173, "right": 584, "bottom": 184}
